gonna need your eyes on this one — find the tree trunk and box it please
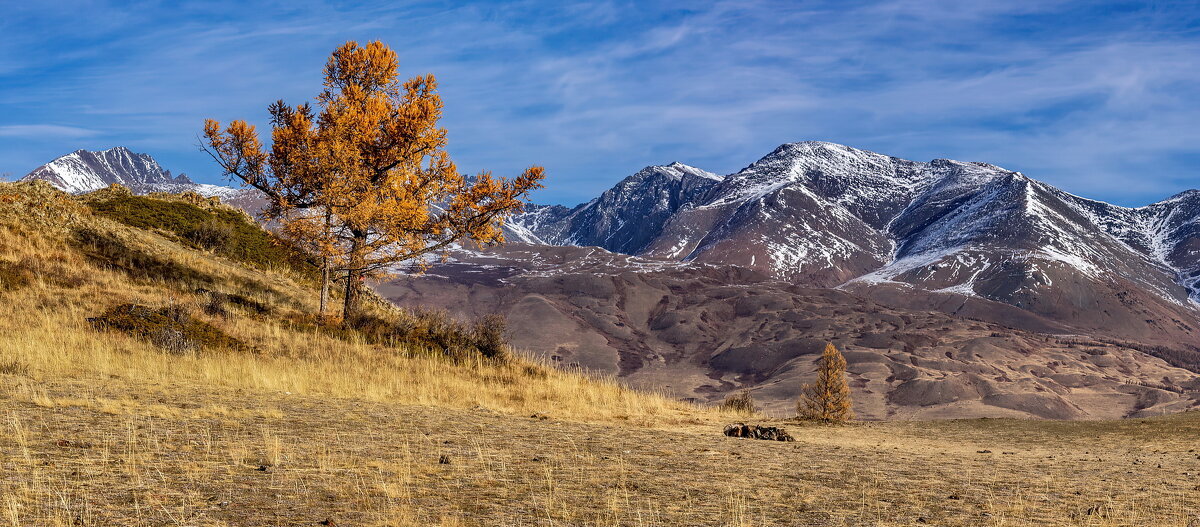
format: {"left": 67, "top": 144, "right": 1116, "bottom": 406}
{"left": 341, "top": 231, "right": 367, "bottom": 323}
{"left": 318, "top": 208, "right": 334, "bottom": 322}
{"left": 318, "top": 255, "right": 330, "bottom": 320}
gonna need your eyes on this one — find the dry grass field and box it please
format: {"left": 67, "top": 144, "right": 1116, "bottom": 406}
{"left": 5, "top": 377, "right": 1200, "bottom": 526}
{"left": 2, "top": 181, "right": 1200, "bottom": 526}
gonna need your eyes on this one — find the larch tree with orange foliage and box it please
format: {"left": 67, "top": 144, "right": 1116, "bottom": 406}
{"left": 203, "top": 41, "right": 544, "bottom": 322}
{"left": 796, "top": 342, "right": 854, "bottom": 423}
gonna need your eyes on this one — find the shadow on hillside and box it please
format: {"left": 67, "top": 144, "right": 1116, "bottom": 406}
{"left": 71, "top": 226, "right": 218, "bottom": 287}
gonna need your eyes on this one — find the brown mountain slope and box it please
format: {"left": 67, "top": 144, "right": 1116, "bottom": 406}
{"left": 378, "top": 244, "right": 1200, "bottom": 419}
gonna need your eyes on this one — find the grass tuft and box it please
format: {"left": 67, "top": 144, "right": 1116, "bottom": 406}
{"left": 717, "top": 390, "right": 758, "bottom": 416}
{"left": 0, "top": 359, "right": 29, "bottom": 376}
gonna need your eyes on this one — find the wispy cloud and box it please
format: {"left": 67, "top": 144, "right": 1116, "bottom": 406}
{"left": 0, "top": 125, "right": 99, "bottom": 138}
{"left": 1, "top": 0, "right": 1198, "bottom": 206}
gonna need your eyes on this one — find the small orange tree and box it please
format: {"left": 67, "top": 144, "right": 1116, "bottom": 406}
{"left": 797, "top": 343, "right": 853, "bottom": 423}
{"left": 204, "top": 41, "right": 544, "bottom": 322}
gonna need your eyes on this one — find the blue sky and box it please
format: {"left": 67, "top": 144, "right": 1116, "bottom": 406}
{"left": 1, "top": 1, "right": 1198, "bottom": 207}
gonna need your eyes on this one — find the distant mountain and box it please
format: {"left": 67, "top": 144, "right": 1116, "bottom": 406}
{"left": 21, "top": 147, "right": 247, "bottom": 199}
{"left": 500, "top": 141, "right": 1200, "bottom": 348}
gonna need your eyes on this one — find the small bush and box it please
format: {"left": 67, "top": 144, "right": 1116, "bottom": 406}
{"left": 202, "top": 293, "right": 229, "bottom": 317}
{"left": 184, "top": 218, "right": 234, "bottom": 252}
{"left": 88, "top": 303, "right": 248, "bottom": 354}
{"left": 150, "top": 326, "right": 199, "bottom": 354}
{"left": 472, "top": 314, "right": 509, "bottom": 360}
{"left": 718, "top": 390, "right": 758, "bottom": 415}
{"left": 345, "top": 309, "right": 511, "bottom": 363}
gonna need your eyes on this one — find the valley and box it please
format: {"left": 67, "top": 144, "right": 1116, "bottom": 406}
{"left": 382, "top": 141, "right": 1200, "bottom": 418}
{"left": 379, "top": 243, "right": 1200, "bottom": 419}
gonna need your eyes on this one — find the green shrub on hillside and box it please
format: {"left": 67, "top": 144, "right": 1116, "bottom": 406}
{"left": 84, "top": 195, "right": 314, "bottom": 278}
{"left": 184, "top": 217, "right": 235, "bottom": 251}
{"left": 344, "top": 309, "right": 511, "bottom": 362}
{"left": 87, "top": 303, "right": 250, "bottom": 354}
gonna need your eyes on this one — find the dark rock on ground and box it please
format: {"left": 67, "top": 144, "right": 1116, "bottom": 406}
{"left": 723, "top": 423, "right": 795, "bottom": 442}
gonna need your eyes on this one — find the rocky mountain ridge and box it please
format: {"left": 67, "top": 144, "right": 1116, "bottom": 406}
{"left": 514, "top": 142, "right": 1199, "bottom": 296}
{"left": 20, "top": 146, "right": 248, "bottom": 199}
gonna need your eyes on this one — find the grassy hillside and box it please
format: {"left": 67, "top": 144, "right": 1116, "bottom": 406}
{"left": 0, "top": 181, "right": 696, "bottom": 420}
{"left": 1, "top": 181, "right": 1199, "bottom": 526}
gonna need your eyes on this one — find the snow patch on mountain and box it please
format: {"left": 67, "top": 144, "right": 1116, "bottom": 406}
{"left": 512, "top": 162, "right": 723, "bottom": 254}
{"left": 1054, "top": 186, "right": 1200, "bottom": 303}
{"left": 658, "top": 161, "right": 723, "bottom": 182}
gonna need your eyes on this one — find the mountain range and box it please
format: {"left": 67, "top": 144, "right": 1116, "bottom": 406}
{"left": 500, "top": 141, "right": 1200, "bottom": 347}
{"left": 18, "top": 147, "right": 269, "bottom": 215}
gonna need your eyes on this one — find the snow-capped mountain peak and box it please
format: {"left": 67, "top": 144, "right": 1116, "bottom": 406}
{"left": 19, "top": 147, "right": 259, "bottom": 206}
{"left": 21, "top": 146, "right": 195, "bottom": 194}
{"left": 507, "top": 161, "right": 727, "bottom": 254}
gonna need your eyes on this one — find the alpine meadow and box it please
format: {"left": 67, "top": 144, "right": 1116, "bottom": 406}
{"left": 4, "top": 3, "right": 1200, "bottom": 526}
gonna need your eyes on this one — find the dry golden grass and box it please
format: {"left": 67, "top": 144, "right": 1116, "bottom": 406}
{"left": 2, "top": 182, "right": 1199, "bottom": 525}
{"left": 4, "top": 378, "right": 1200, "bottom": 526}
